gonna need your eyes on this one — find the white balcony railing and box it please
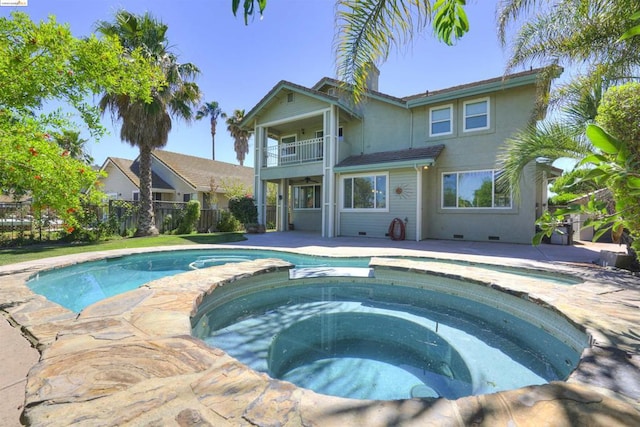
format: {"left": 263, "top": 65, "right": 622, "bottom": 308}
{"left": 264, "top": 137, "right": 324, "bottom": 167}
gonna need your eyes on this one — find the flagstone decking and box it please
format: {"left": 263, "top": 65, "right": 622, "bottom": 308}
{"left": 1, "top": 237, "right": 639, "bottom": 426}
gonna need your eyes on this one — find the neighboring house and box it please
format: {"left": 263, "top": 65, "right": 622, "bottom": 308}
{"left": 241, "top": 67, "right": 556, "bottom": 243}
{"left": 99, "top": 150, "right": 254, "bottom": 209}
{"left": 567, "top": 188, "right": 613, "bottom": 242}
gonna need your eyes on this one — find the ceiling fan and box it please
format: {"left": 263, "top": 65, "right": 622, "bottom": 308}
{"left": 291, "top": 177, "right": 319, "bottom": 185}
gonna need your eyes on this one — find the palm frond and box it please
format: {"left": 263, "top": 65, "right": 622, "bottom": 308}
{"left": 498, "top": 120, "right": 592, "bottom": 199}
{"left": 497, "top": 0, "right": 550, "bottom": 45}
{"left": 335, "top": 0, "right": 431, "bottom": 103}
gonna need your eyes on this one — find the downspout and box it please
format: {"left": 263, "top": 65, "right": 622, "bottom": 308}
{"left": 414, "top": 163, "right": 423, "bottom": 241}
{"left": 410, "top": 108, "right": 414, "bottom": 149}
{"left": 253, "top": 123, "right": 264, "bottom": 225}
{"left": 360, "top": 117, "right": 365, "bottom": 154}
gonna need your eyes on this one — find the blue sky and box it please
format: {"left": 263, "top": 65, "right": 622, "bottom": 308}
{"left": 1, "top": 0, "right": 524, "bottom": 168}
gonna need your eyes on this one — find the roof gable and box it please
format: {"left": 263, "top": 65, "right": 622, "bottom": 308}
{"left": 240, "top": 80, "right": 360, "bottom": 128}
{"left": 103, "top": 157, "right": 173, "bottom": 190}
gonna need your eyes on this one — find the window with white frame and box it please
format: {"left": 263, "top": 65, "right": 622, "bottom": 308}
{"left": 293, "top": 184, "right": 321, "bottom": 209}
{"left": 315, "top": 127, "right": 343, "bottom": 139}
{"left": 429, "top": 104, "right": 453, "bottom": 136}
{"left": 280, "top": 134, "right": 296, "bottom": 157}
{"left": 442, "top": 170, "right": 511, "bottom": 209}
{"left": 342, "top": 173, "right": 388, "bottom": 210}
{"left": 463, "top": 98, "right": 489, "bottom": 131}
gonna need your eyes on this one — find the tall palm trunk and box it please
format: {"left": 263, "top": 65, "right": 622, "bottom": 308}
{"left": 135, "top": 145, "right": 159, "bottom": 236}
{"left": 210, "top": 118, "right": 216, "bottom": 160}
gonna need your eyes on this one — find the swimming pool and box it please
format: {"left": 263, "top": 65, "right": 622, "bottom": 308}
{"left": 26, "top": 248, "right": 580, "bottom": 313}
{"left": 191, "top": 270, "right": 588, "bottom": 400}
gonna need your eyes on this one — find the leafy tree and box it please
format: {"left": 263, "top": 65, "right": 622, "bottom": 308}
{"left": 596, "top": 83, "right": 640, "bottom": 157}
{"left": 0, "top": 12, "right": 162, "bottom": 230}
{"left": 219, "top": 178, "right": 253, "bottom": 200}
{"left": 226, "top": 109, "right": 250, "bottom": 165}
{"left": 96, "top": 10, "right": 202, "bottom": 237}
{"left": 196, "top": 101, "right": 226, "bottom": 160}
{"left": 228, "top": 195, "right": 258, "bottom": 225}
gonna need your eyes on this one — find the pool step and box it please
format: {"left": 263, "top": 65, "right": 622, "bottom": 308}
{"left": 289, "top": 267, "right": 375, "bottom": 280}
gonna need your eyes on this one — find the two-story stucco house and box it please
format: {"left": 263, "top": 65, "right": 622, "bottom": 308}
{"left": 241, "top": 68, "right": 555, "bottom": 244}
{"left": 99, "top": 150, "right": 254, "bottom": 210}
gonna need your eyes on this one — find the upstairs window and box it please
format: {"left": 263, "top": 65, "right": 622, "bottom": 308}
{"left": 463, "top": 98, "right": 489, "bottom": 131}
{"left": 429, "top": 105, "right": 452, "bottom": 136}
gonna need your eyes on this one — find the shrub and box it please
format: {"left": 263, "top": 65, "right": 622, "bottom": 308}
{"left": 176, "top": 200, "right": 200, "bottom": 234}
{"left": 228, "top": 195, "right": 258, "bottom": 225}
{"left": 216, "top": 210, "right": 242, "bottom": 232}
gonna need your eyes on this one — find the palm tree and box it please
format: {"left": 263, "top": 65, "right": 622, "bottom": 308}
{"left": 196, "top": 101, "right": 226, "bottom": 160}
{"left": 226, "top": 109, "right": 251, "bottom": 166}
{"left": 497, "top": 0, "right": 640, "bottom": 90}
{"left": 96, "top": 10, "right": 201, "bottom": 236}
{"left": 53, "top": 129, "right": 93, "bottom": 164}
{"left": 498, "top": 77, "right": 610, "bottom": 198}
{"left": 495, "top": 1, "right": 640, "bottom": 194}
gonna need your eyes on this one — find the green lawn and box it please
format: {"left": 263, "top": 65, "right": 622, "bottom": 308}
{"left": 0, "top": 232, "right": 246, "bottom": 266}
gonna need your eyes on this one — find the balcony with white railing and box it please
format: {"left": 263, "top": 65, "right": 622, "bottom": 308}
{"left": 264, "top": 137, "right": 324, "bottom": 167}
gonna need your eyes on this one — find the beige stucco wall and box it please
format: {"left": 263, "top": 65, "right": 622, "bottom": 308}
{"left": 100, "top": 163, "right": 138, "bottom": 200}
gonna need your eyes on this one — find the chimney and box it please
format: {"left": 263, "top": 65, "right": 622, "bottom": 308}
{"left": 365, "top": 63, "right": 380, "bottom": 92}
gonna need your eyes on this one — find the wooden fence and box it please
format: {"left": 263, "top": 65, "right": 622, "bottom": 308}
{"left": 108, "top": 200, "right": 277, "bottom": 235}
{"left": 0, "top": 200, "right": 277, "bottom": 243}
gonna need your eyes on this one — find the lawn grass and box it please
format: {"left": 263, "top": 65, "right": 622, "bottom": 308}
{"left": 0, "top": 232, "right": 247, "bottom": 266}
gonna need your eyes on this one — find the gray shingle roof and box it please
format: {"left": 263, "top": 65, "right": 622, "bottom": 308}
{"left": 336, "top": 145, "right": 445, "bottom": 168}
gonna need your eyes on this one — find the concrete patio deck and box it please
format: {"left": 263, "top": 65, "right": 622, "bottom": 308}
{"left": 1, "top": 233, "right": 638, "bottom": 426}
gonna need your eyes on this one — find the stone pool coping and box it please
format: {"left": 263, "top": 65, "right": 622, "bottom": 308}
{"left": 1, "top": 245, "right": 639, "bottom": 425}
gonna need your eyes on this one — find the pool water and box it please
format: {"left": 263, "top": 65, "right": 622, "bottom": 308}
{"left": 27, "top": 250, "right": 368, "bottom": 312}
{"left": 192, "top": 279, "right": 584, "bottom": 401}
{"left": 25, "top": 248, "right": 588, "bottom": 401}
{"left": 27, "top": 249, "right": 580, "bottom": 313}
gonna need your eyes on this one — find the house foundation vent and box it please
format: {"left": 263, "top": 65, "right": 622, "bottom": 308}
{"left": 488, "top": 236, "right": 500, "bottom": 241}
{"left": 453, "top": 234, "right": 464, "bottom": 239}
{"left": 359, "top": 231, "right": 367, "bottom": 236}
